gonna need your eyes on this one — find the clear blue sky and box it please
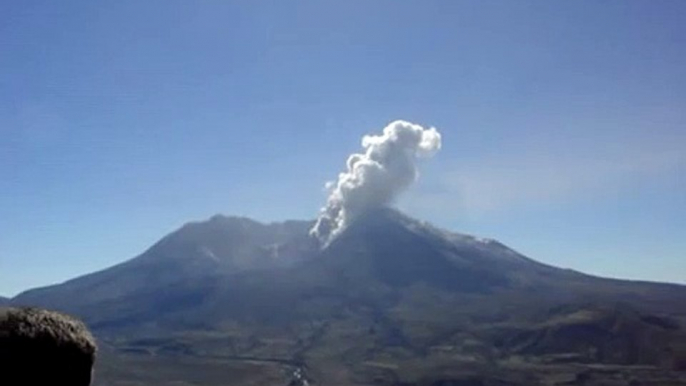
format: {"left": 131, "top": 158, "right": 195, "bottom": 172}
{"left": 1, "top": 1, "right": 684, "bottom": 297}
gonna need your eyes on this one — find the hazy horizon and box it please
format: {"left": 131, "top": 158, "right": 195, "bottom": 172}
{"left": 2, "top": 0, "right": 685, "bottom": 297}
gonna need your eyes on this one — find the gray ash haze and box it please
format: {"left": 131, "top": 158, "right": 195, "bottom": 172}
{"left": 311, "top": 120, "right": 442, "bottom": 244}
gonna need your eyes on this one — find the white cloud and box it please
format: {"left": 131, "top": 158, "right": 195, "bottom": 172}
{"left": 311, "top": 120, "right": 441, "bottom": 244}
{"left": 402, "top": 142, "right": 685, "bottom": 217}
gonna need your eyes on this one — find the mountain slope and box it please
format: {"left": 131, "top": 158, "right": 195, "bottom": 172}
{"left": 14, "top": 215, "right": 316, "bottom": 328}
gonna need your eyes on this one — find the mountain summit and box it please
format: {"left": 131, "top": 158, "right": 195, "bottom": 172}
{"left": 11, "top": 209, "right": 686, "bottom": 385}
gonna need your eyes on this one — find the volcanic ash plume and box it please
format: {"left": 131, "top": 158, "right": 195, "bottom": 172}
{"left": 311, "top": 120, "right": 442, "bottom": 244}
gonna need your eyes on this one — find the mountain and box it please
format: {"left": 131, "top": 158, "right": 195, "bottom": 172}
{"left": 12, "top": 208, "right": 686, "bottom": 386}
{"left": 0, "top": 297, "right": 8, "bottom": 306}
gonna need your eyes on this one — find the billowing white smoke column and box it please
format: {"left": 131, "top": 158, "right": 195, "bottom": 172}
{"left": 311, "top": 120, "right": 442, "bottom": 244}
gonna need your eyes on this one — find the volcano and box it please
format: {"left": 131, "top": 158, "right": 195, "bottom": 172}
{"left": 10, "top": 209, "right": 686, "bottom": 385}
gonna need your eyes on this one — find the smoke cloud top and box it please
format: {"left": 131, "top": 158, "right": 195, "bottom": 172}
{"left": 311, "top": 120, "right": 442, "bottom": 244}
